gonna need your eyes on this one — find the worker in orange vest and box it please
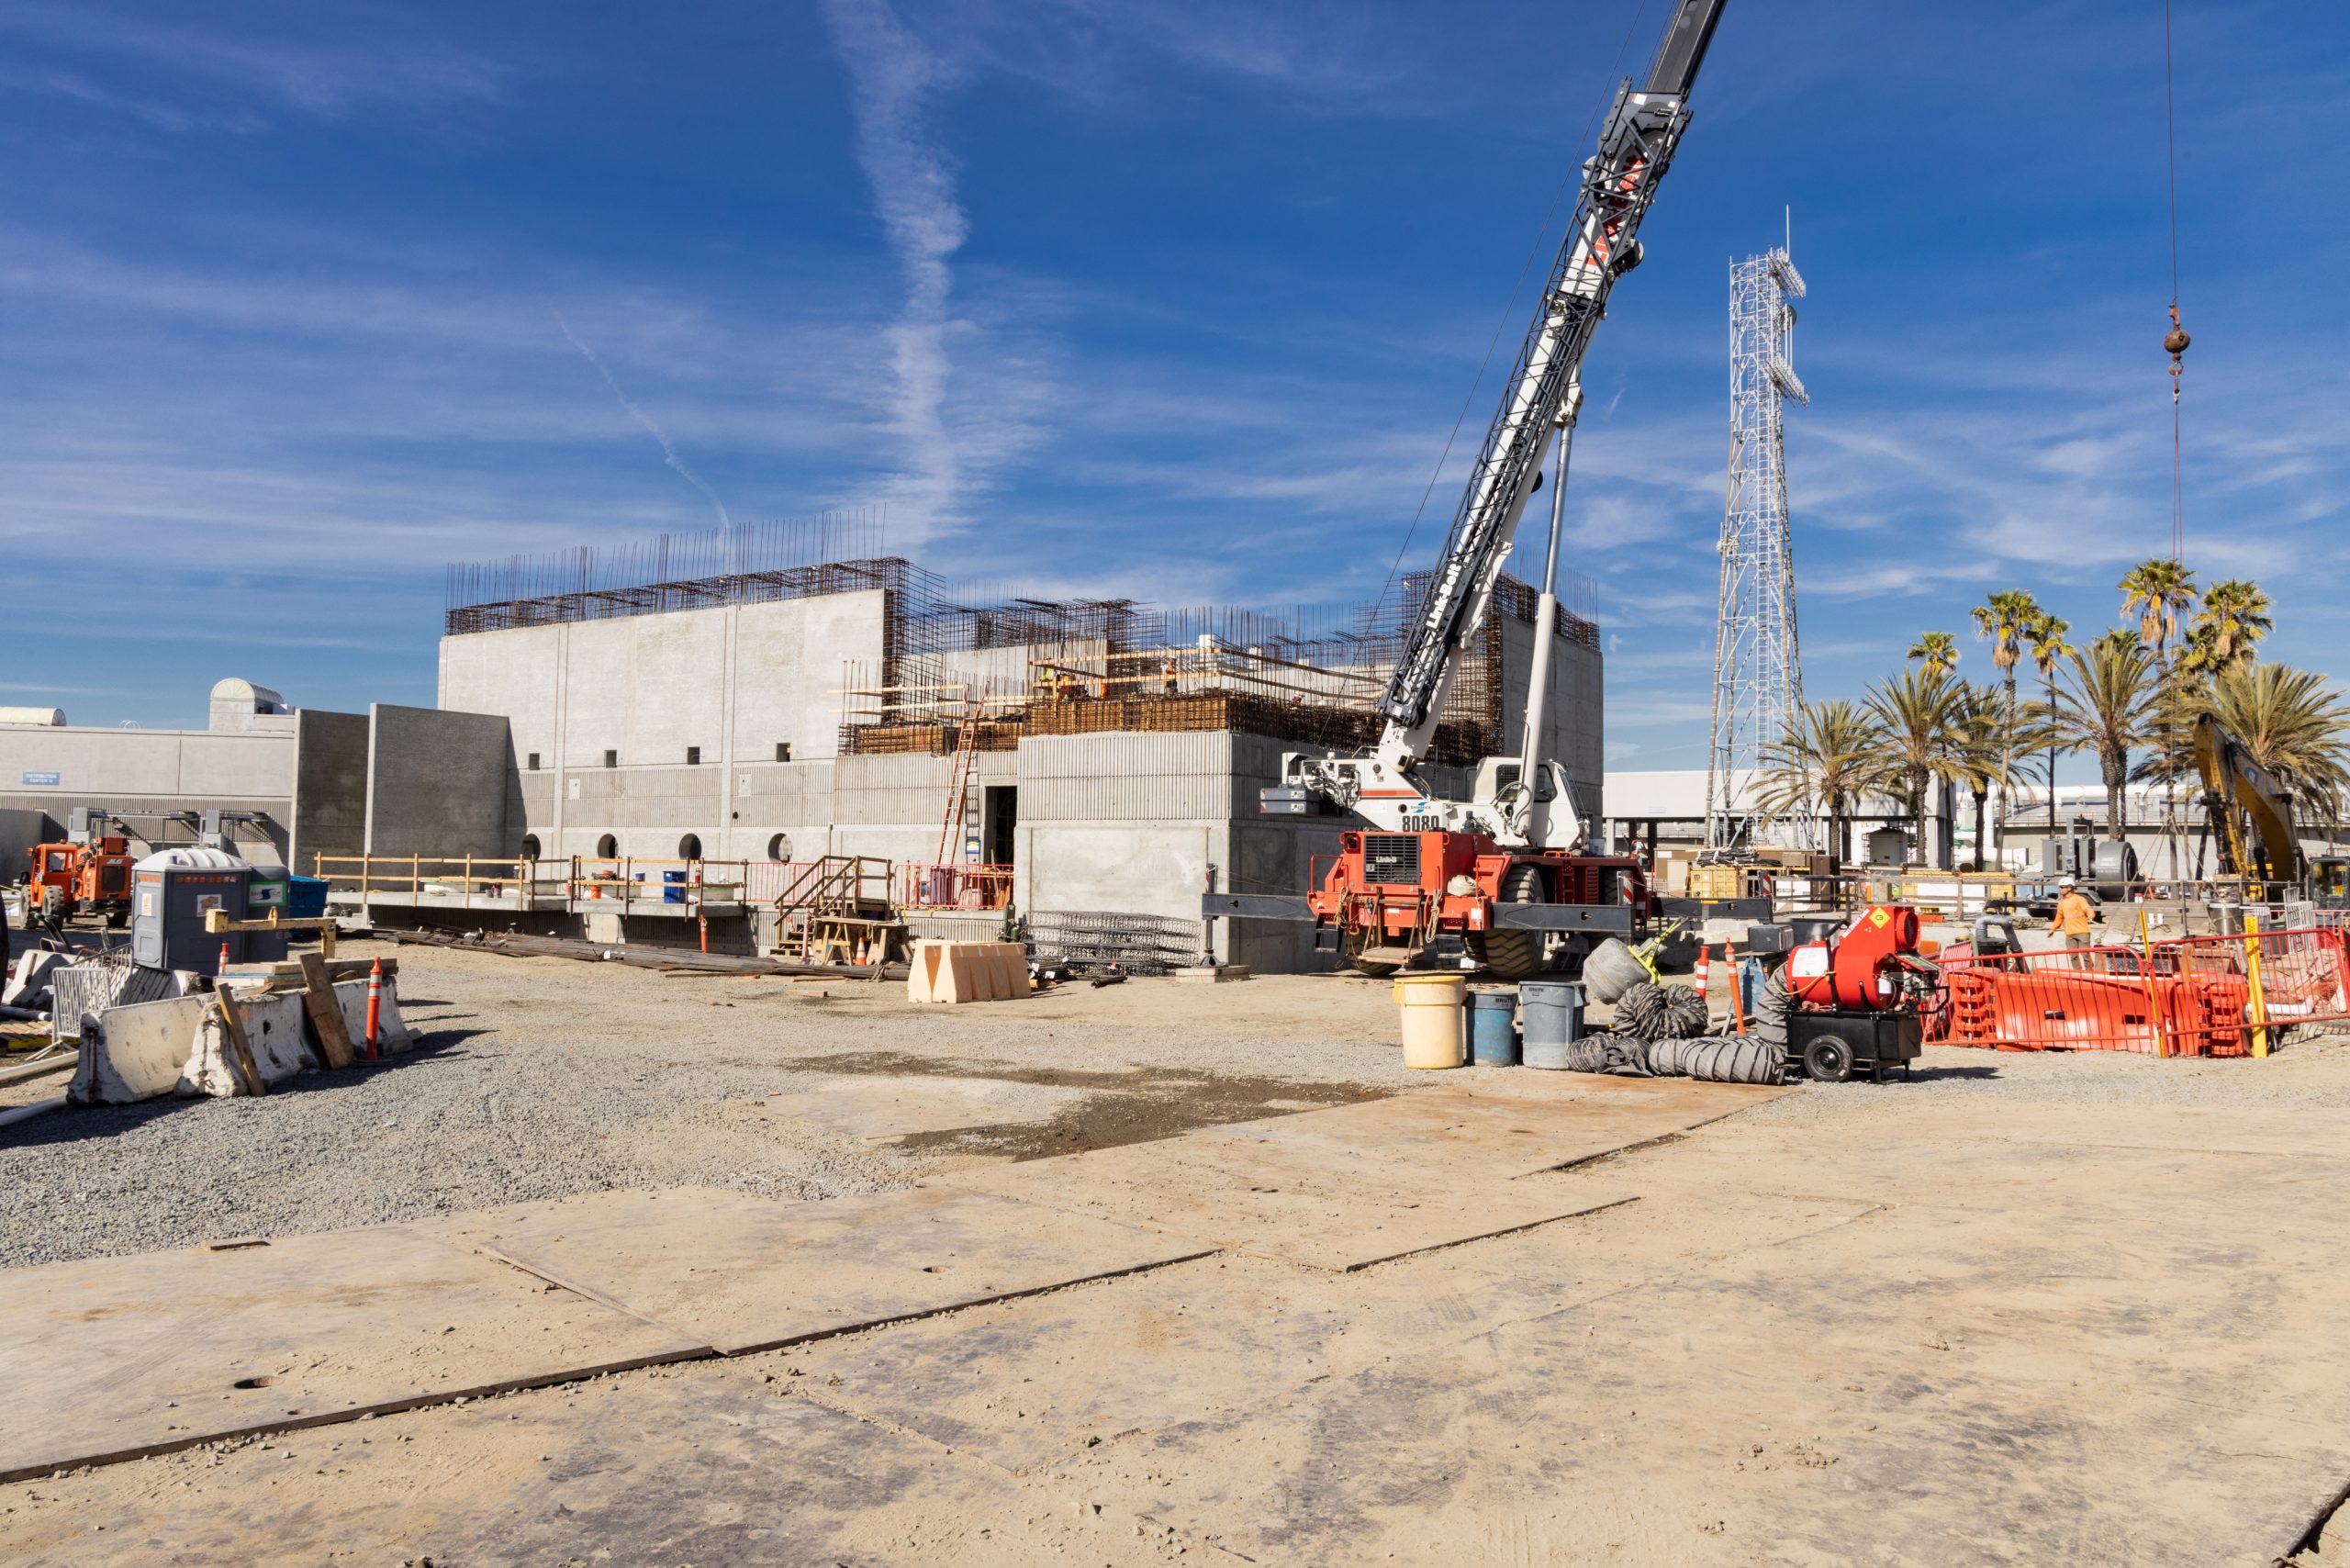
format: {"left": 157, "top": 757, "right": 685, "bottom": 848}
{"left": 2050, "top": 876, "right": 2098, "bottom": 968}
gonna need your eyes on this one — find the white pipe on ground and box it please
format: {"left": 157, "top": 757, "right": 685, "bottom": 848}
{"left": 0, "top": 1095, "right": 65, "bottom": 1128}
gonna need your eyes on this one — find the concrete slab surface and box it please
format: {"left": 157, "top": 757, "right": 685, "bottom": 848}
{"left": 758, "top": 1072, "right": 1096, "bottom": 1139}
{"left": 782, "top": 1187, "right": 1878, "bottom": 1475}
{"left": 6, "top": 1361, "right": 1165, "bottom": 1568}
{"left": 423, "top": 1184, "right": 1214, "bottom": 1354}
{"left": 0, "top": 1226, "right": 707, "bottom": 1483}
{"left": 946, "top": 1079, "right": 1783, "bottom": 1270}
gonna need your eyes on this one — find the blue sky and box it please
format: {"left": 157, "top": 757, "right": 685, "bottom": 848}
{"left": 6, "top": 1, "right": 2346, "bottom": 773}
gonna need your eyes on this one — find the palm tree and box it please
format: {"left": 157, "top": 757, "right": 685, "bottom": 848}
{"left": 2202, "top": 663, "right": 2350, "bottom": 829}
{"left": 2024, "top": 611, "right": 2076, "bottom": 830}
{"left": 2048, "top": 631, "right": 2158, "bottom": 842}
{"left": 2120, "top": 558, "right": 2202, "bottom": 879}
{"left": 1907, "top": 631, "right": 1961, "bottom": 678}
{"left": 1754, "top": 699, "right": 1880, "bottom": 875}
{"left": 1968, "top": 588, "right": 2041, "bottom": 853}
{"left": 1947, "top": 681, "right": 2007, "bottom": 868}
{"left": 1861, "top": 667, "right": 1972, "bottom": 868}
{"left": 2182, "top": 577, "right": 2275, "bottom": 676}
{"left": 2119, "top": 559, "right": 2200, "bottom": 655}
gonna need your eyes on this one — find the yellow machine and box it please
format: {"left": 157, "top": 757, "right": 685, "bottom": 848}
{"left": 2192, "top": 713, "right": 2349, "bottom": 903}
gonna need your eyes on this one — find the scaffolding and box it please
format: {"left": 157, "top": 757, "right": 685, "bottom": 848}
{"left": 1705, "top": 241, "right": 1813, "bottom": 851}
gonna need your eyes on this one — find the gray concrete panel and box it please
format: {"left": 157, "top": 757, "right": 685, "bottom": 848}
{"left": 365, "top": 706, "right": 515, "bottom": 857}
{"left": 290, "top": 710, "right": 369, "bottom": 878}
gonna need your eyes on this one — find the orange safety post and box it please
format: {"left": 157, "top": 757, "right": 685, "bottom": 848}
{"left": 2137, "top": 908, "right": 2167, "bottom": 1058}
{"left": 364, "top": 957, "right": 384, "bottom": 1062}
{"left": 2244, "top": 912, "right": 2270, "bottom": 1058}
{"left": 1726, "top": 946, "right": 1746, "bottom": 1035}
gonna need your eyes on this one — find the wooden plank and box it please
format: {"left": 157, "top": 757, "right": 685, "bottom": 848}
{"left": 210, "top": 991, "right": 265, "bottom": 1096}
{"left": 421, "top": 1186, "right": 1214, "bottom": 1356}
{"left": 0, "top": 1226, "right": 711, "bottom": 1482}
{"left": 297, "top": 952, "right": 354, "bottom": 1070}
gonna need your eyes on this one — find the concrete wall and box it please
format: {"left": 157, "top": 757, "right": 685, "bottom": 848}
{"left": 0, "top": 723, "right": 294, "bottom": 860}
{"left": 364, "top": 705, "right": 516, "bottom": 857}
{"left": 288, "top": 710, "right": 370, "bottom": 878}
{"left": 439, "top": 589, "right": 890, "bottom": 863}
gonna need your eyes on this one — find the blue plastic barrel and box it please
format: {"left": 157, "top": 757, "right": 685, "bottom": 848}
{"left": 662, "top": 870, "right": 687, "bottom": 905}
{"left": 1465, "top": 990, "right": 1519, "bottom": 1066}
{"left": 1518, "top": 980, "right": 1587, "bottom": 1070}
{"left": 286, "top": 876, "right": 329, "bottom": 921}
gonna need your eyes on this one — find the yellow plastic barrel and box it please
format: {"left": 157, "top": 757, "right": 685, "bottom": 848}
{"left": 1391, "top": 973, "right": 1468, "bottom": 1070}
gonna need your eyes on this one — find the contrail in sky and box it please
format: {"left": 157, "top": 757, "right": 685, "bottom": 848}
{"left": 552, "top": 308, "right": 731, "bottom": 530}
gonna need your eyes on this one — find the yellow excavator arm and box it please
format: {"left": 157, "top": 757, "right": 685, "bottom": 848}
{"left": 2192, "top": 714, "right": 2306, "bottom": 887}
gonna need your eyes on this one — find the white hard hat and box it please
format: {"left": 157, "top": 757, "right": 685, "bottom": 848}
{"left": 2059, "top": 876, "right": 2076, "bottom": 887}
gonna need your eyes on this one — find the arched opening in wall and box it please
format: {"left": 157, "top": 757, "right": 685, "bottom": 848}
{"left": 596, "top": 834, "right": 618, "bottom": 859}
{"left": 520, "top": 834, "right": 542, "bottom": 861}
{"left": 677, "top": 833, "right": 703, "bottom": 861}
{"left": 767, "top": 833, "right": 792, "bottom": 862}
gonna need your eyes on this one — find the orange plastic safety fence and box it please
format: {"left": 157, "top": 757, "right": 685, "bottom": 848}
{"left": 1930, "top": 926, "right": 2349, "bottom": 1058}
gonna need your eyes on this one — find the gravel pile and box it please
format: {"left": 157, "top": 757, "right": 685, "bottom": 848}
{"left": 0, "top": 943, "right": 1408, "bottom": 1268}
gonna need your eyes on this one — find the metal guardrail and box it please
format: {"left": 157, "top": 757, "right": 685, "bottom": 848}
{"left": 310, "top": 854, "right": 747, "bottom": 914}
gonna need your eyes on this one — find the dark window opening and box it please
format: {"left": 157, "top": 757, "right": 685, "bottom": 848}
{"left": 603, "top": 749, "right": 618, "bottom": 769}
{"left": 686, "top": 745, "right": 701, "bottom": 765}
{"left": 767, "top": 833, "right": 792, "bottom": 861}
{"left": 520, "top": 834, "right": 542, "bottom": 860}
{"left": 776, "top": 742, "right": 792, "bottom": 762}
{"left": 527, "top": 752, "right": 541, "bottom": 771}
{"left": 596, "top": 834, "right": 618, "bottom": 858}
{"left": 678, "top": 833, "right": 703, "bottom": 860}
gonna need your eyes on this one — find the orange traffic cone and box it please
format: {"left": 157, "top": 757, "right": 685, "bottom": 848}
{"left": 1693, "top": 943, "right": 1711, "bottom": 996}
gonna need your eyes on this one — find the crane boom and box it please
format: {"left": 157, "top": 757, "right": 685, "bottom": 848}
{"left": 1376, "top": 0, "right": 1724, "bottom": 762}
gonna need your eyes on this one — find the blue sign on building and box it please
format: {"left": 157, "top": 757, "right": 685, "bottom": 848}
{"left": 19, "top": 771, "right": 59, "bottom": 787}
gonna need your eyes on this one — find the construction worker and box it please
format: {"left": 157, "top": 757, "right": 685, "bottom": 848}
{"left": 2050, "top": 875, "right": 2098, "bottom": 967}
{"left": 1161, "top": 656, "right": 1180, "bottom": 696}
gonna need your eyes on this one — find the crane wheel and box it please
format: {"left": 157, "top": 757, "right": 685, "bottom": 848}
{"left": 1468, "top": 864, "right": 1547, "bottom": 981}
{"left": 1343, "top": 930, "right": 1401, "bottom": 979}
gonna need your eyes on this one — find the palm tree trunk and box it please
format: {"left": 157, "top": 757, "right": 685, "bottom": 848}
{"left": 2044, "top": 671, "right": 2059, "bottom": 834}
{"left": 1973, "top": 786, "right": 1989, "bottom": 871}
{"left": 2104, "top": 751, "right": 2126, "bottom": 843}
{"left": 1998, "top": 669, "right": 2017, "bottom": 861}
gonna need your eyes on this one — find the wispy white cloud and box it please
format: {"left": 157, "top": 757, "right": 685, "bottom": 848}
{"left": 822, "top": 0, "right": 1059, "bottom": 541}
{"left": 0, "top": 3, "right": 506, "bottom": 124}
{"left": 551, "top": 309, "right": 730, "bottom": 531}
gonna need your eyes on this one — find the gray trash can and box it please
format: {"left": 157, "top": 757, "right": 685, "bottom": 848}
{"left": 1519, "top": 980, "right": 1587, "bottom": 1070}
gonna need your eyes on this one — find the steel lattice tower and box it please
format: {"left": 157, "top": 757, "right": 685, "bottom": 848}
{"left": 1704, "top": 242, "right": 1810, "bottom": 849}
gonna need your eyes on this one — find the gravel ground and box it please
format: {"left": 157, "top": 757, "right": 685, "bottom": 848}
{"left": 0, "top": 941, "right": 1415, "bottom": 1268}
{"left": 6, "top": 939, "right": 2345, "bottom": 1269}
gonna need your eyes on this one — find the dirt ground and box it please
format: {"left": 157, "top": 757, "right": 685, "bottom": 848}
{"left": 4, "top": 943, "right": 2348, "bottom": 1564}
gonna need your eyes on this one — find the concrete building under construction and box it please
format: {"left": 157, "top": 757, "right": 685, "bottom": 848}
{"left": 432, "top": 521, "right": 1607, "bottom": 971}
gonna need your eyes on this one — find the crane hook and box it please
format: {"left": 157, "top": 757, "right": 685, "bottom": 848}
{"left": 2164, "top": 302, "right": 2190, "bottom": 402}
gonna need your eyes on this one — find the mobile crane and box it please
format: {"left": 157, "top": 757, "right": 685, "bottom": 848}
{"left": 1277, "top": 0, "right": 1727, "bottom": 978}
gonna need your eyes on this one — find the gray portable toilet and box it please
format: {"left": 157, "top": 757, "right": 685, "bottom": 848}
{"left": 130, "top": 847, "right": 252, "bottom": 976}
